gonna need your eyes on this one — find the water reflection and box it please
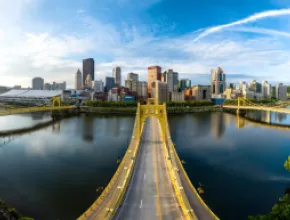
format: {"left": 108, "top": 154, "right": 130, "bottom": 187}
{"left": 0, "top": 113, "right": 51, "bottom": 131}
{"left": 0, "top": 115, "right": 134, "bottom": 220}
{"left": 82, "top": 116, "right": 94, "bottom": 142}
{"left": 246, "top": 110, "right": 290, "bottom": 125}
{"left": 168, "top": 112, "right": 290, "bottom": 220}
{"left": 211, "top": 111, "right": 226, "bottom": 139}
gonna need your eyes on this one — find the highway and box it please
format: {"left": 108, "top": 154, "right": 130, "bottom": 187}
{"left": 114, "top": 117, "right": 184, "bottom": 220}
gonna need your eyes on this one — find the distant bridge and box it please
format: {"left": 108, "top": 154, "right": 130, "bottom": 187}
{"left": 0, "top": 97, "right": 75, "bottom": 116}
{"left": 223, "top": 97, "right": 290, "bottom": 114}
{"left": 78, "top": 98, "right": 219, "bottom": 220}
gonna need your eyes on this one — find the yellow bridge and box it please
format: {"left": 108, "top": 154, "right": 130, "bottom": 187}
{"left": 0, "top": 97, "right": 75, "bottom": 116}
{"left": 78, "top": 98, "right": 219, "bottom": 220}
{"left": 223, "top": 97, "right": 290, "bottom": 114}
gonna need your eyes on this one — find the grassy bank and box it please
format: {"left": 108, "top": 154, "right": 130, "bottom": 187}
{"left": 0, "top": 200, "right": 34, "bottom": 220}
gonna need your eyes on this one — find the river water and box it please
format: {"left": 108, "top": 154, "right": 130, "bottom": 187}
{"left": 0, "top": 111, "right": 290, "bottom": 219}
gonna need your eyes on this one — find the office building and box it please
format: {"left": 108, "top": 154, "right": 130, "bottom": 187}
{"left": 127, "top": 72, "right": 139, "bottom": 82}
{"left": 189, "top": 85, "right": 212, "bottom": 100}
{"left": 113, "top": 66, "right": 121, "bottom": 87}
{"left": 262, "top": 81, "right": 271, "bottom": 99}
{"left": 276, "top": 83, "right": 287, "bottom": 100}
{"left": 170, "top": 91, "right": 184, "bottom": 102}
{"left": 211, "top": 67, "right": 226, "bottom": 97}
{"left": 239, "top": 81, "right": 247, "bottom": 96}
{"left": 83, "top": 58, "right": 94, "bottom": 87}
{"left": 32, "top": 77, "right": 44, "bottom": 90}
{"left": 162, "top": 69, "right": 178, "bottom": 92}
{"left": 74, "top": 69, "right": 82, "bottom": 90}
{"left": 105, "top": 77, "right": 115, "bottom": 92}
{"left": 271, "top": 87, "right": 276, "bottom": 98}
{"left": 148, "top": 66, "right": 161, "bottom": 97}
{"left": 155, "top": 81, "right": 168, "bottom": 104}
{"left": 179, "top": 79, "right": 191, "bottom": 91}
{"left": 92, "top": 80, "right": 104, "bottom": 92}
{"left": 137, "top": 81, "right": 148, "bottom": 98}
{"left": 85, "top": 74, "right": 92, "bottom": 89}
{"left": 248, "top": 80, "right": 262, "bottom": 93}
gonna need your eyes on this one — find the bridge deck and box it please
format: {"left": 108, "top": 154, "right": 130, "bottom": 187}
{"left": 114, "top": 117, "right": 184, "bottom": 219}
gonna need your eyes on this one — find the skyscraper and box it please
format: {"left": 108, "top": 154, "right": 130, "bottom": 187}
{"left": 248, "top": 80, "right": 262, "bottom": 93}
{"left": 179, "top": 79, "right": 191, "bottom": 90}
{"left": 32, "top": 77, "right": 44, "bottom": 90}
{"left": 105, "top": 76, "right": 115, "bottom": 92}
{"left": 74, "top": 69, "right": 82, "bottom": 90}
{"left": 83, "top": 58, "right": 94, "bottom": 87}
{"left": 262, "top": 81, "right": 271, "bottom": 98}
{"left": 113, "top": 66, "right": 121, "bottom": 87}
{"left": 276, "top": 83, "right": 287, "bottom": 100}
{"left": 211, "top": 67, "right": 226, "bottom": 97}
{"left": 148, "top": 66, "right": 161, "bottom": 97}
{"left": 155, "top": 81, "right": 168, "bottom": 104}
{"left": 127, "top": 72, "right": 139, "bottom": 82}
{"left": 162, "top": 69, "right": 179, "bottom": 92}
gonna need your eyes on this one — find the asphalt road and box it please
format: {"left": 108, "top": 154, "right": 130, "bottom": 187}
{"left": 114, "top": 117, "right": 184, "bottom": 220}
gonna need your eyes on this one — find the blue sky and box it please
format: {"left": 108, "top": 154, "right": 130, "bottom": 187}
{"left": 0, "top": 0, "right": 290, "bottom": 88}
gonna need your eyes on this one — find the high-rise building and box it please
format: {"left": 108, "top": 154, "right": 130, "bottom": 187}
{"left": 105, "top": 76, "right": 115, "bottom": 92}
{"left": 276, "top": 83, "right": 287, "bottom": 100}
{"left": 83, "top": 58, "right": 94, "bottom": 87}
{"left": 148, "top": 66, "right": 161, "bottom": 97}
{"left": 248, "top": 80, "right": 262, "bottom": 93}
{"left": 127, "top": 72, "right": 139, "bottom": 82}
{"left": 211, "top": 67, "right": 226, "bottom": 97}
{"left": 155, "top": 81, "right": 168, "bottom": 104}
{"left": 262, "top": 81, "right": 271, "bottom": 98}
{"left": 92, "top": 80, "right": 104, "bottom": 92}
{"left": 137, "top": 81, "right": 148, "bottom": 98}
{"left": 74, "top": 69, "right": 82, "bottom": 90}
{"left": 113, "top": 66, "right": 121, "bottom": 87}
{"left": 179, "top": 79, "right": 191, "bottom": 91}
{"left": 85, "top": 74, "right": 92, "bottom": 89}
{"left": 32, "top": 77, "right": 44, "bottom": 90}
{"left": 271, "top": 87, "right": 276, "bottom": 98}
{"left": 162, "top": 69, "right": 179, "bottom": 92}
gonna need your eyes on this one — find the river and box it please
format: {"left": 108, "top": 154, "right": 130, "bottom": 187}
{"left": 0, "top": 111, "right": 290, "bottom": 219}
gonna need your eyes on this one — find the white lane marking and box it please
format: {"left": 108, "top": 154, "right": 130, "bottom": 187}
{"left": 140, "top": 199, "right": 143, "bottom": 208}
{"left": 144, "top": 174, "right": 146, "bottom": 180}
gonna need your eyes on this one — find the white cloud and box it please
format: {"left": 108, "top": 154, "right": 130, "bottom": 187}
{"left": 1, "top": 4, "right": 290, "bottom": 88}
{"left": 194, "top": 8, "right": 290, "bottom": 41}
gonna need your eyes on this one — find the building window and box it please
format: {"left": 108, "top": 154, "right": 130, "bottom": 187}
{"left": 212, "top": 83, "right": 215, "bottom": 94}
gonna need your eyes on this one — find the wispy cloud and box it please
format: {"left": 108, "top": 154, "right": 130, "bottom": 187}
{"left": 1, "top": 2, "right": 290, "bottom": 87}
{"left": 194, "top": 8, "right": 290, "bottom": 41}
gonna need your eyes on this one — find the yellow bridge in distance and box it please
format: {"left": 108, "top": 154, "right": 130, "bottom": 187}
{"left": 0, "top": 97, "right": 75, "bottom": 116}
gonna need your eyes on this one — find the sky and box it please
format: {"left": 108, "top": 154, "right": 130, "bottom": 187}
{"left": 1, "top": 0, "right": 290, "bottom": 88}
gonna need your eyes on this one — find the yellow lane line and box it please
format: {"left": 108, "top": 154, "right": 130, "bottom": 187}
{"left": 152, "top": 117, "right": 162, "bottom": 220}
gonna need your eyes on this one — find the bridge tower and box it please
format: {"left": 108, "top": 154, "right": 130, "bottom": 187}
{"left": 136, "top": 98, "right": 167, "bottom": 139}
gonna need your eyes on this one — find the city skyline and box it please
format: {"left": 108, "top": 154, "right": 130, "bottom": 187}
{"left": 1, "top": 1, "right": 290, "bottom": 87}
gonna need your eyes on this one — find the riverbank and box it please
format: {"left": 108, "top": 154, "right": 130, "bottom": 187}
{"left": 0, "top": 200, "right": 33, "bottom": 220}
{"left": 83, "top": 106, "right": 221, "bottom": 115}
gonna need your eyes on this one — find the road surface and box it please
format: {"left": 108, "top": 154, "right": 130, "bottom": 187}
{"left": 114, "top": 117, "right": 184, "bottom": 220}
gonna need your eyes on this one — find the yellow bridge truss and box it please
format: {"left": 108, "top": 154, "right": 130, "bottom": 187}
{"left": 0, "top": 96, "right": 74, "bottom": 116}
{"left": 78, "top": 98, "right": 218, "bottom": 220}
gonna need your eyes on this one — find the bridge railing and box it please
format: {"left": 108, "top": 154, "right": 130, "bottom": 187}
{"left": 78, "top": 105, "right": 142, "bottom": 220}
{"left": 163, "top": 106, "right": 220, "bottom": 220}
